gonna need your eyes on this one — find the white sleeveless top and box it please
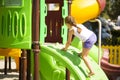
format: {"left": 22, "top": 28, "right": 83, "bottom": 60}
{"left": 69, "top": 24, "right": 93, "bottom": 42}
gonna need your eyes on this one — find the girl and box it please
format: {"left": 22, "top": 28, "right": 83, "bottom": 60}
{"left": 62, "top": 16, "right": 97, "bottom": 77}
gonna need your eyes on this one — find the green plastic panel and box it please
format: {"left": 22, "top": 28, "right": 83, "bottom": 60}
{"left": 61, "top": 0, "right": 68, "bottom": 44}
{"left": 40, "top": 0, "right": 47, "bottom": 44}
{"left": 4, "top": 0, "right": 22, "bottom": 7}
{"left": 0, "top": 0, "right": 32, "bottom": 49}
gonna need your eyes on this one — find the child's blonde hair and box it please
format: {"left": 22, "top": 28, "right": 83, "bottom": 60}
{"left": 65, "top": 16, "right": 76, "bottom": 26}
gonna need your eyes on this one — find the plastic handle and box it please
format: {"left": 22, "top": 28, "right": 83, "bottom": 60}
{"left": 12, "top": 12, "right": 19, "bottom": 38}
{"left": 20, "top": 13, "right": 26, "bottom": 37}
{"left": 61, "top": 26, "right": 64, "bottom": 37}
{"left": 44, "top": 25, "right": 47, "bottom": 37}
{"left": 7, "top": 11, "right": 12, "bottom": 37}
{"left": 62, "top": 7, "right": 65, "bottom": 18}
{"left": 44, "top": 4, "right": 47, "bottom": 16}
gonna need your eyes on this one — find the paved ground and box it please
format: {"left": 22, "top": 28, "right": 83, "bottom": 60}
{"left": 0, "top": 59, "right": 19, "bottom": 80}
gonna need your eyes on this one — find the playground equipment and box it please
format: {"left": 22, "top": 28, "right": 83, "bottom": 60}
{"left": 101, "top": 46, "right": 120, "bottom": 80}
{"left": 38, "top": 43, "right": 108, "bottom": 80}
{"left": 31, "top": 37, "right": 108, "bottom": 80}
{"left": 0, "top": 48, "right": 21, "bottom": 74}
{"left": 0, "top": 0, "right": 32, "bottom": 49}
{"left": 37, "top": 0, "right": 107, "bottom": 79}
{"left": 71, "top": 0, "right": 106, "bottom": 23}
{"left": 0, "top": 49, "right": 21, "bottom": 57}
{"left": 0, "top": 0, "right": 32, "bottom": 79}
{"left": 0, "top": 0, "right": 108, "bottom": 80}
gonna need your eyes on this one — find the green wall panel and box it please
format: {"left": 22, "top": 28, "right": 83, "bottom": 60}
{"left": 40, "top": 0, "right": 47, "bottom": 44}
{"left": 0, "top": 0, "right": 32, "bottom": 49}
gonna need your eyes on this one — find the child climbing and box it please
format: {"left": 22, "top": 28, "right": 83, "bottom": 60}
{"left": 62, "top": 16, "right": 97, "bottom": 77}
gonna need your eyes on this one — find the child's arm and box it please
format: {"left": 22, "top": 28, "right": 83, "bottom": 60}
{"left": 62, "top": 30, "right": 74, "bottom": 51}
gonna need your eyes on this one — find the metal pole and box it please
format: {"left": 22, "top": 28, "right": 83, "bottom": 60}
{"left": 66, "top": 0, "right": 72, "bottom": 80}
{"left": 32, "top": 0, "right": 40, "bottom": 80}
{"left": 19, "top": 57, "right": 21, "bottom": 80}
{"left": 66, "top": 68, "right": 70, "bottom": 80}
{"left": 8, "top": 57, "right": 11, "bottom": 70}
{"left": 20, "top": 49, "right": 27, "bottom": 80}
{"left": 90, "top": 19, "right": 102, "bottom": 65}
{"left": 68, "top": 0, "right": 72, "bottom": 15}
{"left": 27, "top": 50, "right": 31, "bottom": 80}
{"left": 4, "top": 57, "right": 7, "bottom": 75}
{"left": 97, "top": 19, "right": 102, "bottom": 65}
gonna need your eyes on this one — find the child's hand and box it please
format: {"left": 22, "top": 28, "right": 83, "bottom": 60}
{"left": 61, "top": 48, "right": 67, "bottom": 51}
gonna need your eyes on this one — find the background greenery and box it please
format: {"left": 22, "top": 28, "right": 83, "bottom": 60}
{"left": 100, "top": 0, "right": 120, "bottom": 45}
{"left": 101, "top": 0, "right": 120, "bottom": 19}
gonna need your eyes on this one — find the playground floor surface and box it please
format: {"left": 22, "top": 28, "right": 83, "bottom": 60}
{"left": 0, "top": 59, "right": 19, "bottom": 80}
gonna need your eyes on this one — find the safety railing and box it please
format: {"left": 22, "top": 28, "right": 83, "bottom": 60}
{"left": 102, "top": 45, "right": 120, "bottom": 65}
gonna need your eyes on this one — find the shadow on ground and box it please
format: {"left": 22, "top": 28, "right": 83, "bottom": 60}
{"left": 0, "top": 70, "right": 19, "bottom": 80}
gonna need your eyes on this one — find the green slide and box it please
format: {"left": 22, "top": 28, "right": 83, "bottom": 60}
{"left": 39, "top": 42, "right": 108, "bottom": 80}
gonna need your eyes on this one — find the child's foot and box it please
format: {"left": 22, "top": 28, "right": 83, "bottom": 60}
{"left": 88, "top": 72, "right": 94, "bottom": 77}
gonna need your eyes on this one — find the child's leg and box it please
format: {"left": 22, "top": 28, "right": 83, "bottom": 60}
{"left": 81, "top": 48, "right": 94, "bottom": 76}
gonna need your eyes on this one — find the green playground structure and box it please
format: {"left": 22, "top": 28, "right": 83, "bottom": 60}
{"left": 31, "top": 37, "right": 108, "bottom": 80}
{"left": 0, "top": 0, "right": 108, "bottom": 80}
{"left": 39, "top": 44, "right": 108, "bottom": 80}
{"left": 0, "top": 0, "right": 32, "bottom": 49}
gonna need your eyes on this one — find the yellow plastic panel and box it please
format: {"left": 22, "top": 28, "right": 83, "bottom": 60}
{"left": 71, "top": 0, "right": 100, "bottom": 23}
